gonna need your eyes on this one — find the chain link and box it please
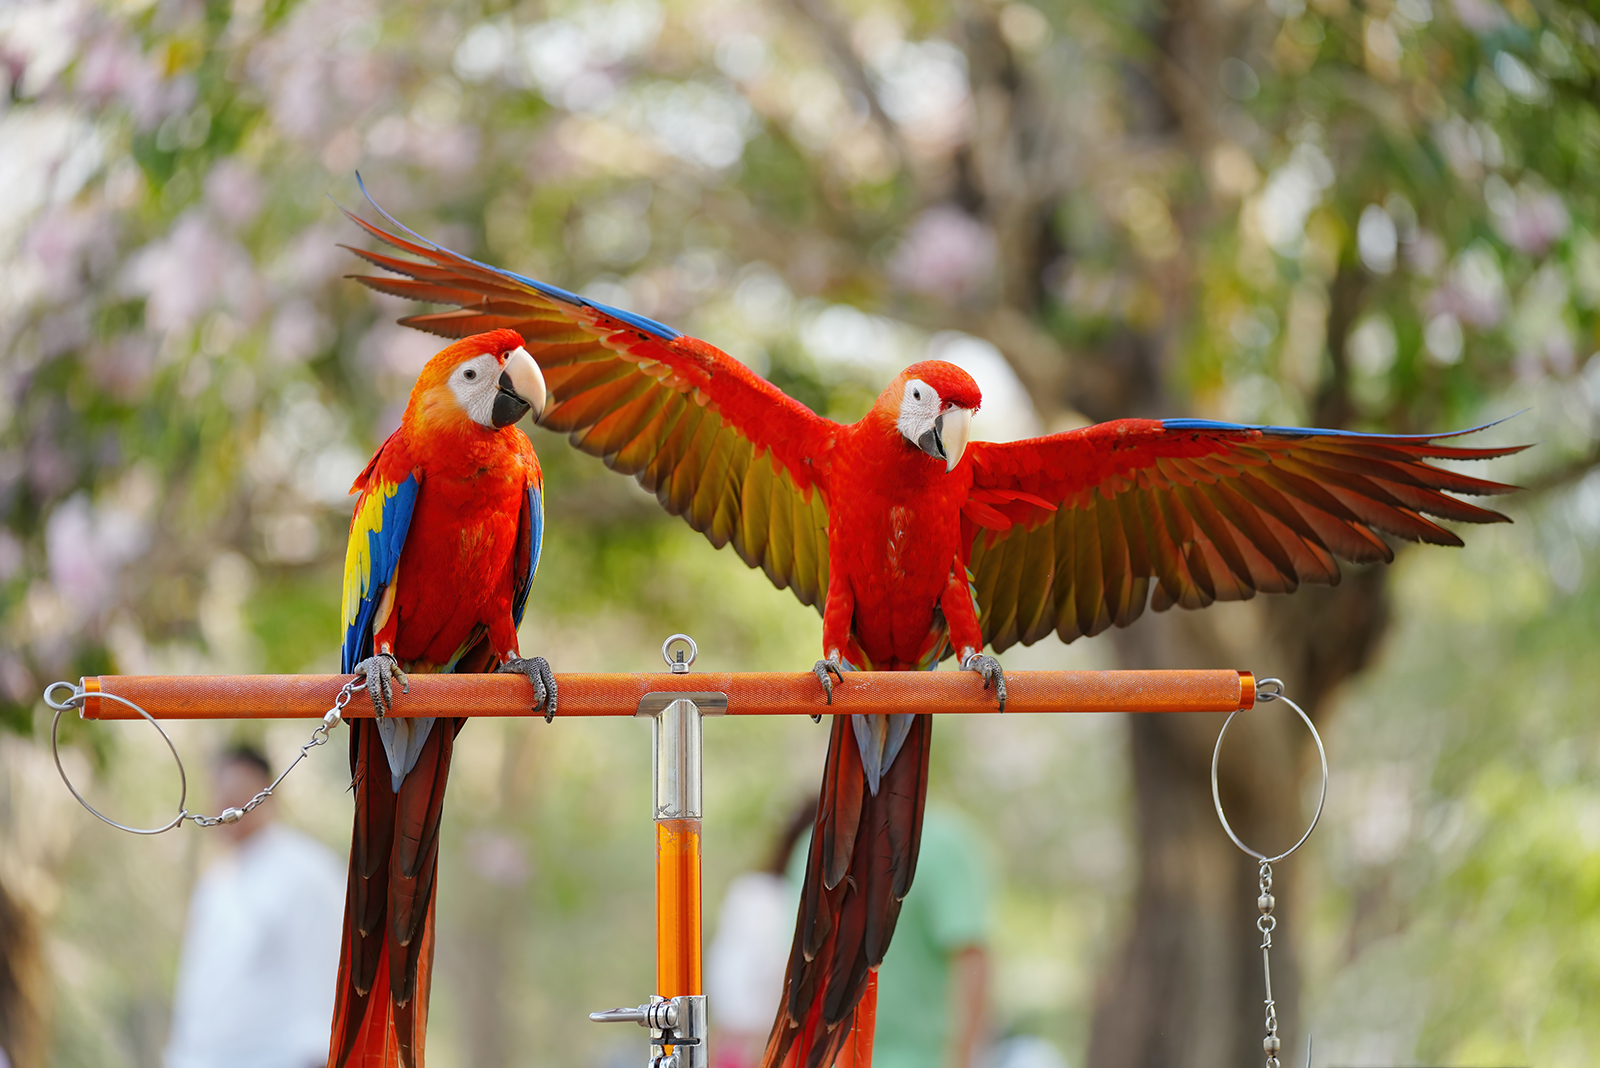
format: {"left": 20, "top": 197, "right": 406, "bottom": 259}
{"left": 47, "top": 678, "right": 358, "bottom": 835}
{"left": 1258, "top": 860, "right": 1281, "bottom": 1068}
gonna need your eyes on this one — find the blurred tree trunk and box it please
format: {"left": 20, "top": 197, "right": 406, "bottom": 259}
{"left": 0, "top": 877, "right": 45, "bottom": 1068}
{"left": 1085, "top": 574, "right": 1388, "bottom": 1068}
{"left": 951, "top": 1, "right": 1393, "bottom": 1063}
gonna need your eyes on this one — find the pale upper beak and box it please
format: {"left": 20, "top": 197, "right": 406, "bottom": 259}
{"left": 491, "top": 346, "right": 548, "bottom": 428}
{"left": 914, "top": 406, "right": 973, "bottom": 473}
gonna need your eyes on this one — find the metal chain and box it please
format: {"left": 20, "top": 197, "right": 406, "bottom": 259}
{"left": 45, "top": 678, "right": 358, "bottom": 835}
{"left": 1210, "top": 678, "right": 1327, "bottom": 1068}
{"left": 1258, "top": 860, "right": 1281, "bottom": 1068}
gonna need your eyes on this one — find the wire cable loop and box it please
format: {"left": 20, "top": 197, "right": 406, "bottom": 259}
{"left": 46, "top": 678, "right": 358, "bottom": 835}
{"left": 1210, "top": 678, "right": 1328, "bottom": 865}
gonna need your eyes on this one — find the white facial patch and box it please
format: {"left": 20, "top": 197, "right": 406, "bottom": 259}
{"left": 895, "top": 378, "right": 942, "bottom": 443}
{"left": 447, "top": 352, "right": 504, "bottom": 428}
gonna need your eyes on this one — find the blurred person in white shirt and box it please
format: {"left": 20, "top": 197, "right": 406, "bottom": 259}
{"left": 164, "top": 744, "right": 345, "bottom": 1068}
{"left": 706, "top": 802, "right": 818, "bottom": 1068}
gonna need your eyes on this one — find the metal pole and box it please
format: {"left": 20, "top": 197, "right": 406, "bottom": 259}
{"left": 653, "top": 696, "right": 703, "bottom": 1001}
{"left": 648, "top": 637, "right": 709, "bottom": 1068}
{"left": 593, "top": 636, "right": 712, "bottom": 1068}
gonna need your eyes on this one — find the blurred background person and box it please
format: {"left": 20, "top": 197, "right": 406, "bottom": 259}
{"left": 746, "top": 797, "right": 993, "bottom": 1068}
{"left": 861, "top": 803, "right": 992, "bottom": 1068}
{"left": 706, "top": 802, "right": 817, "bottom": 1068}
{"left": 164, "top": 744, "right": 345, "bottom": 1068}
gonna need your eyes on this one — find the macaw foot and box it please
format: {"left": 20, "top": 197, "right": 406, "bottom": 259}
{"left": 497, "top": 656, "right": 558, "bottom": 722}
{"left": 961, "top": 652, "right": 1007, "bottom": 713}
{"left": 812, "top": 658, "right": 845, "bottom": 722}
{"left": 351, "top": 654, "right": 409, "bottom": 720}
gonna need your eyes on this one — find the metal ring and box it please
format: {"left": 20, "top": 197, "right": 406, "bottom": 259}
{"left": 48, "top": 683, "right": 190, "bottom": 836}
{"left": 1210, "top": 678, "right": 1328, "bottom": 865}
{"left": 661, "top": 633, "right": 697, "bottom": 673}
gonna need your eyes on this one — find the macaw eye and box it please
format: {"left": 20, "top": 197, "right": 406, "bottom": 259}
{"left": 912, "top": 389, "right": 921, "bottom": 401}
{"left": 463, "top": 369, "right": 477, "bottom": 381}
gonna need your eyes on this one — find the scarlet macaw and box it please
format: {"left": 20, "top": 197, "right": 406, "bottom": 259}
{"left": 331, "top": 327, "right": 556, "bottom": 1068}
{"left": 341, "top": 198, "right": 1521, "bottom": 1068}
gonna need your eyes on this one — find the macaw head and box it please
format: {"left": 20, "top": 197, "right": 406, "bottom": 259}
{"left": 408, "top": 328, "right": 547, "bottom": 433}
{"left": 882, "top": 360, "right": 982, "bottom": 473}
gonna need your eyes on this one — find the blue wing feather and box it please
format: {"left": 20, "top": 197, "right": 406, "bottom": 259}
{"left": 340, "top": 473, "right": 420, "bottom": 674}
{"left": 512, "top": 484, "right": 543, "bottom": 630}
{"left": 1160, "top": 416, "right": 1517, "bottom": 440}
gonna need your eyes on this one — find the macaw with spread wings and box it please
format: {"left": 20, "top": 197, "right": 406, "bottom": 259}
{"left": 341, "top": 189, "right": 1520, "bottom": 1068}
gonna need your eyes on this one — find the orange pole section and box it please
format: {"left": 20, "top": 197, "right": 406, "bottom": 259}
{"left": 79, "top": 670, "right": 1255, "bottom": 720}
{"left": 655, "top": 818, "right": 703, "bottom": 999}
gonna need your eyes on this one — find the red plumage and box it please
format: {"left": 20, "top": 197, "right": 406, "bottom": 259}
{"left": 329, "top": 329, "right": 545, "bottom": 1068}
{"left": 339, "top": 205, "right": 1523, "bottom": 1068}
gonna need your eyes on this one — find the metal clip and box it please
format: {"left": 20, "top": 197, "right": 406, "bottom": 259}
{"left": 590, "top": 1001, "right": 679, "bottom": 1029}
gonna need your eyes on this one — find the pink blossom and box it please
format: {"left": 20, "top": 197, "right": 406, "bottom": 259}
{"left": 24, "top": 205, "right": 112, "bottom": 302}
{"left": 205, "top": 160, "right": 264, "bottom": 229}
{"left": 1493, "top": 189, "right": 1568, "bottom": 257}
{"left": 358, "top": 318, "right": 446, "bottom": 379}
{"left": 75, "top": 35, "right": 172, "bottom": 127}
{"left": 45, "top": 492, "right": 147, "bottom": 615}
{"left": 85, "top": 335, "right": 158, "bottom": 401}
{"left": 122, "top": 213, "right": 264, "bottom": 333}
{"left": 889, "top": 205, "right": 996, "bottom": 301}
{"left": 1451, "top": 0, "right": 1507, "bottom": 33}
{"left": 268, "top": 300, "right": 331, "bottom": 364}
{"left": 268, "top": 223, "right": 349, "bottom": 294}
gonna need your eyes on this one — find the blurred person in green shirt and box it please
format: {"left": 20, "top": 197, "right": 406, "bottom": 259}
{"left": 784, "top": 803, "right": 993, "bottom": 1068}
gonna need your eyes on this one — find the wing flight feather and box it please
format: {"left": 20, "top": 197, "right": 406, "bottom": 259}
{"left": 341, "top": 186, "right": 835, "bottom": 610}
{"left": 966, "top": 418, "right": 1523, "bottom": 652}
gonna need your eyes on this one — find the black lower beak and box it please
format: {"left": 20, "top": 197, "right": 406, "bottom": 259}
{"left": 491, "top": 370, "right": 531, "bottom": 428}
{"left": 915, "top": 414, "right": 946, "bottom": 463}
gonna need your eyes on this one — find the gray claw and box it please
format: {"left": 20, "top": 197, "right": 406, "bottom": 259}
{"left": 812, "top": 658, "right": 845, "bottom": 721}
{"left": 352, "top": 654, "right": 408, "bottom": 719}
{"left": 961, "top": 653, "right": 1006, "bottom": 713}
{"left": 499, "top": 656, "right": 558, "bottom": 722}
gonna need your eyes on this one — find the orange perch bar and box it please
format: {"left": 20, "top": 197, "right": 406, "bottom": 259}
{"left": 78, "top": 670, "right": 1255, "bottom": 720}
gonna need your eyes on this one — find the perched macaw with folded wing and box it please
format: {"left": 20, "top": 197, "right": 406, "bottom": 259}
{"left": 340, "top": 191, "right": 1523, "bottom": 1068}
{"left": 331, "top": 327, "right": 557, "bottom": 1068}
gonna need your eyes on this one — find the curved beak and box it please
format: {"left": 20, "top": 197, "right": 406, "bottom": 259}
{"left": 491, "top": 346, "right": 547, "bottom": 428}
{"left": 915, "top": 407, "right": 973, "bottom": 473}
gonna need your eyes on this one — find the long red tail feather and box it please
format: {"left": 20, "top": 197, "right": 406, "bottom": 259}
{"left": 761, "top": 714, "right": 931, "bottom": 1068}
{"left": 327, "top": 718, "right": 458, "bottom": 1068}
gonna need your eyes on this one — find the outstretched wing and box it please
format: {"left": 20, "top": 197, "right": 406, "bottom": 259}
{"left": 340, "top": 185, "right": 836, "bottom": 610}
{"left": 341, "top": 435, "right": 420, "bottom": 673}
{"left": 963, "top": 418, "right": 1525, "bottom": 651}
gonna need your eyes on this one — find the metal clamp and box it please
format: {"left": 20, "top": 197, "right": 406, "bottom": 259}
{"left": 591, "top": 994, "right": 707, "bottom": 1068}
